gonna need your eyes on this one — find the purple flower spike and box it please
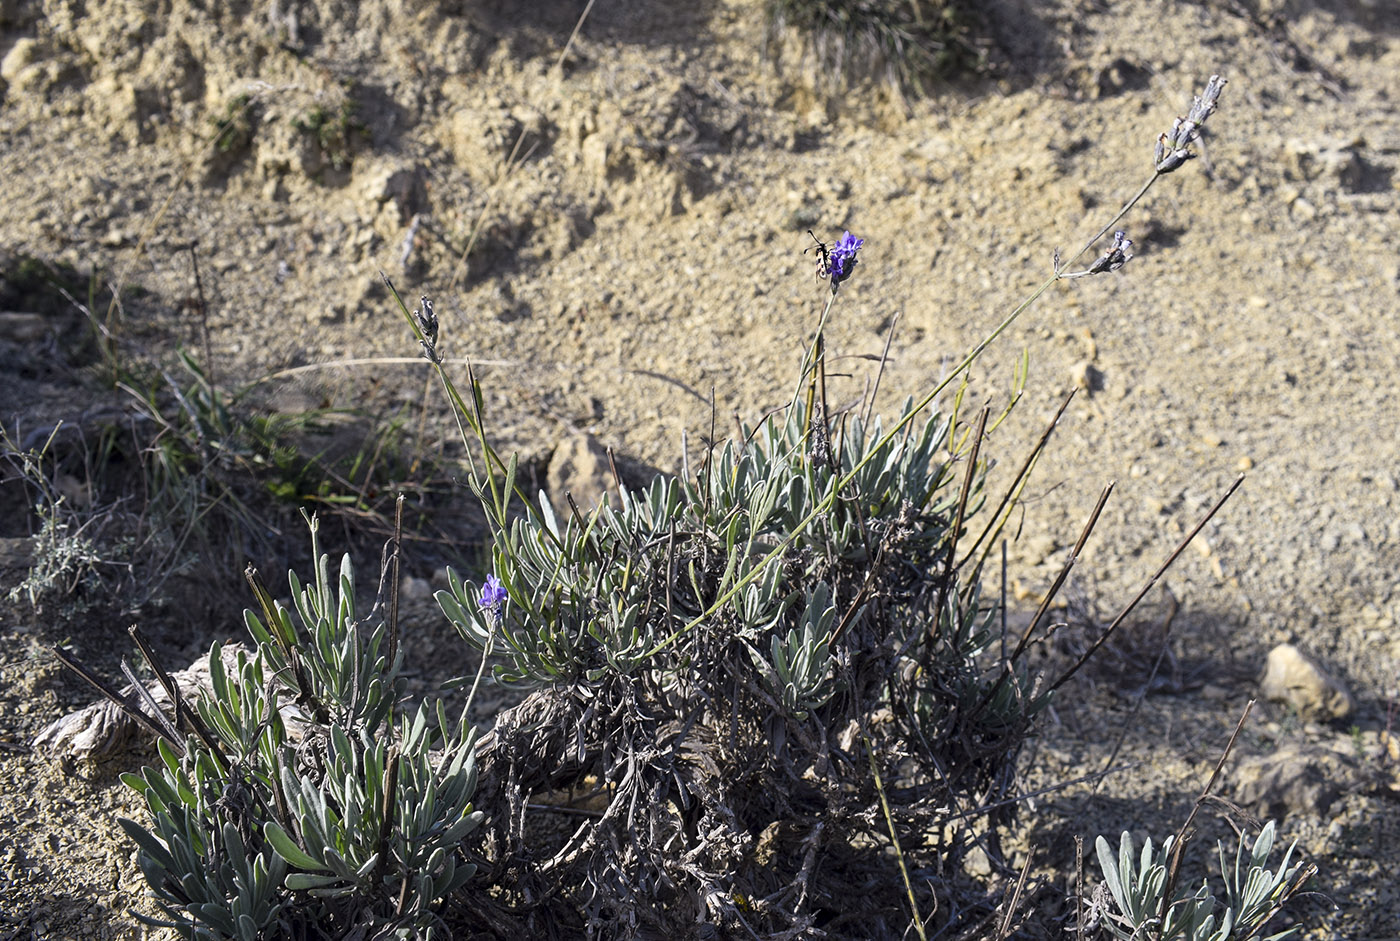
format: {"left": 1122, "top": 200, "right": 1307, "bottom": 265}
{"left": 478, "top": 574, "right": 508, "bottom": 612}
{"left": 828, "top": 231, "right": 865, "bottom": 286}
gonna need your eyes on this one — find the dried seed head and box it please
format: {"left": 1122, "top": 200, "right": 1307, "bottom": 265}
{"left": 1086, "top": 230, "right": 1134, "bottom": 274}
{"left": 1155, "top": 74, "right": 1226, "bottom": 173}
{"left": 415, "top": 294, "right": 442, "bottom": 364}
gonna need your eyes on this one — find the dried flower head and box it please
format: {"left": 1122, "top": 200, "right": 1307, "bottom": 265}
{"left": 415, "top": 294, "right": 441, "bottom": 363}
{"left": 1155, "top": 74, "right": 1227, "bottom": 173}
{"left": 1087, "top": 230, "right": 1134, "bottom": 274}
{"left": 829, "top": 231, "right": 865, "bottom": 285}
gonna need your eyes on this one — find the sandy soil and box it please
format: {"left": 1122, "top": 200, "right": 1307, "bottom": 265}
{"left": 2, "top": 0, "right": 1398, "bottom": 937}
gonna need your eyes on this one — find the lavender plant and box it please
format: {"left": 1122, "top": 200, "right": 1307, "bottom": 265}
{"left": 117, "top": 514, "right": 483, "bottom": 939}
{"left": 100, "top": 72, "right": 1287, "bottom": 941}
{"left": 1092, "top": 821, "right": 1313, "bottom": 941}
{"left": 403, "top": 73, "right": 1243, "bottom": 939}
{"left": 767, "top": 0, "right": 987, "bottom": 96}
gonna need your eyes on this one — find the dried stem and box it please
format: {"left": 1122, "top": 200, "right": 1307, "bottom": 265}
{"left": 1159, "top": 698, "right": 1255, "bottom": 930}
{"left": 1048, "top": 474, "right": 1244, "bottom": 695}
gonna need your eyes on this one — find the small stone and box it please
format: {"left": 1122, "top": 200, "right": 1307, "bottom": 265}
{"left": 1070, "top": 360, "right": 1102, "bottom": 394}
{"left": 547, "top": 434, "right": 615, "bottom": 516}
{"left": 964, "top": 844, "right": 992, "bottom": 877}
{"left": 1259, "top": 643, "right": 1354, "bottom": 720}
{"left": 399, "top": 575, "right": 432, "bottom": 602}
{"left": 1236, "top": 455, "right": 1254, "bottom": 472}
{"left": 1231, "top": 743, "right": 1358, "bottom": 819}
{"left": 1019, "top": 534, "right": 1057, "bottom": 566}
{"left": 0, "top": 37, "right": 39, "bottom": 83}
{"left": 0, "top": 312, "right": 46, "bottom": 342}
{"left": 1383, "top": 730, "right": 1400, "bottom": 763}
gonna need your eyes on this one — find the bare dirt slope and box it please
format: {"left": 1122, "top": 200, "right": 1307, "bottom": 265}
{"left": 2, "top": 0, "right": 1398, "bottom": 937}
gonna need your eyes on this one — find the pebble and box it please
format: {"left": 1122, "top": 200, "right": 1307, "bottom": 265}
{"left": 0, "top": 311, "right": 46, "bottom": 342}
{"left": 1259, "top": 643, "right": 1354, "bottom": 720}
{"left": 546, "top": 433, "right": 615, "bottom": 515}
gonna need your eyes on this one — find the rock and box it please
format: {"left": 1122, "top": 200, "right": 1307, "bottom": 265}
{"left": 1283, "top": 136, "right": 1367, "bottom": 192}
{"left": 86, "top": 74, "right": 148, "bottom": 144}
{"left": 1070, "top": 360, "right": 1102, "bottom": 394}
{"left": 34, "top": 645, "right": 257, "bottom": 762}
{"left": 1259, "top": 643, "right": 1354, "bottom": 720}
{"left": 399, "top": 575, "right": 432, "bottom": 602}
{"left": 547, "top": 434, "right": 614, "bottom": 517}
{"left": 0, "top": 36, "right": 40, "bottom": 84}
{"left": 0, "top": 311, "right": 46, "bottom": 342}
{"left": 354, "top": 159, "right": 427, "bottom": 226}
{"left": 447, "top": 104, "right": 550, "bottom": 181}
{"left": 1231, "top": 742, "right": 1363, "bottom": 819}
{"left": 964, "top": 844, "right": 992, "bottom": 877}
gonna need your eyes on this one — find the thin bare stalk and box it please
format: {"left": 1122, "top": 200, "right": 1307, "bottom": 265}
{"left": 49, "top": 644, "right": 185, "bottom": 752}
{"left": 959, "top": 387, "right": 1077, "bottom": 570}
{"left": 861, "top": 310, "right": 900, "bottom": 428}
{"left": 862, "top": 728, "right": 928, "bottom": 941}
{"left": 1011, "top": 482, "right": 1114, "bottom": 663}
{"left": 387, "top": 494, "right": 403, "bottom": 669}
{"left": 372, "top": 746, "right": 401, "bottom": 890}
{"left": 1047, "top": 475, "right": 1244, "bottom": 695}
{"left": 128, "top": 624, "right": 228, "bottom": 768}
{"left": 995, "top": 847, "right": 1035, "bottom": 940}
{"left": 1159, "top": 699, "right": 1255, "bottom": 932}
{"left": 929, "top": 406, "right": 989, "bottom": 641}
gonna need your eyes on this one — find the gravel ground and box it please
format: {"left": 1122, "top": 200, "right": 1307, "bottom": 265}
{"left": 2, "top": 0, "right": 1398, "bottom": 936}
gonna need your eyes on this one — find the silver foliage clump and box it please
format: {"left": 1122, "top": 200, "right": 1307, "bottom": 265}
{"left": 433, "top": 394, "right": 1047, "bottom": 935}
{"left": 119, "top": 516, "right": 482, "bottom": 940}
{"left": 1094, "top": 820, "right": 1313, "bottom": 941}
{"left": 438, "top": 398, "right": 964, "bottom": 689}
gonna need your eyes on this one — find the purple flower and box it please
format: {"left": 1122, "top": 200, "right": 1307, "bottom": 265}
{"left": 828, "top": 231, "right": 864, "bottom": 285}
{"left": 478, "top": 574, "right": 508, "bottom": 612}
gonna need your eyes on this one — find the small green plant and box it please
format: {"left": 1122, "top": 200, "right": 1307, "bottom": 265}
{"left": 767, "top": 0, "right": 987, "bottom": 97}
{"left": 1093, "top": 821, "right": 1313, "bottom": 941}
{"left": 292, "top": 97, "right": 365, "bottom": 172}
{"left": 4, "top": 321, "right": 426, "bottom": 621}
{"left": 210, "top": 93, "right": 255, "bottom": 155}
{"left": 125, "top": 349, "right": 414, "bottom": 568}
{"left": 118, "top": 515, "right": 483, "bottom": 939}
{"left": 0, "top": 425, "right": 123, "bottom": 618}
{"left": 5, "top": 504, "right": 104, "bottom": 612}
{"left": 1349, "top": 723, "right": 1366, "bottom": 760}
